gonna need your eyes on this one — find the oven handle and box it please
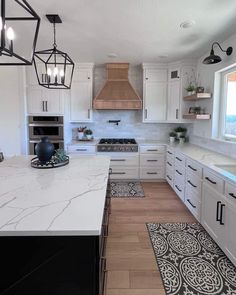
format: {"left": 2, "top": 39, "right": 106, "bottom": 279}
{"left": 29, "top": 123, "right": 64, "bottom": 127}
{"left": 29, "top": 140, "right": 64, "bottom": 143}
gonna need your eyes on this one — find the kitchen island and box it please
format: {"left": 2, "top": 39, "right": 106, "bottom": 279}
{"left": 0, "top": 155, "right": 111, "bottom": 295}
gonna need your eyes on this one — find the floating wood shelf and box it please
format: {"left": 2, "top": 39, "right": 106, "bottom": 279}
{"left": 182, "top": 114, "right": 211, "bottom": 120}
{"left": 183, "top": 93, "right": 212, "bottom": 101}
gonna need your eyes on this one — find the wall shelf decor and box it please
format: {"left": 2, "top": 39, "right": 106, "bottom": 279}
{"left": 182, "top": 114, "right": 211, "bottom": 120}
{"left": 183, "top": 93, "right": 212, "bottom": 101}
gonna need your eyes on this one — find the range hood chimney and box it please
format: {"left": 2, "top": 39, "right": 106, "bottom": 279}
{"left": 93, "top": 63, "right": 142, "bottom": 110}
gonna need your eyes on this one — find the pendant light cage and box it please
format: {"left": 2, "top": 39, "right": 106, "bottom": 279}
{"left": 33, "top": 14, "right": 74, "bottom": 89}
{"left": 0, "top": 0, "right": 40, "bottom": 65}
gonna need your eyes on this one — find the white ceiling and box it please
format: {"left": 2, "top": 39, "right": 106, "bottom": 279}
{"left": 27, "top": 0, "right": 236, "bottom": 65}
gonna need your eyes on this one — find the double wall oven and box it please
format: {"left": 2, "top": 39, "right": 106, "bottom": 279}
{"left": 28, "top": 116, "right": 64, "bottom": 155}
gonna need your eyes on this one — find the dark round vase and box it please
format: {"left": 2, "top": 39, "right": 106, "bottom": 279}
{"left": 35, "top": 137, "right": 55, "bottom": 164}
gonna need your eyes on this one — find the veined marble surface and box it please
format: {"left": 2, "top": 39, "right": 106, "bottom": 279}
{"left": 0, "top": 155, "right": 110, "bottom": 236}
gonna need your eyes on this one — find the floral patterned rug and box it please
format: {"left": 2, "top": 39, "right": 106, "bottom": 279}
{"left": 147, "top": 222, "right": 236, "bottom": 295}
{"left": 110, "top": 181, "right": 145, "bottom": 198}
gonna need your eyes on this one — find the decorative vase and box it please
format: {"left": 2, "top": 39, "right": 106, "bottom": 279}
{"left": 176, "top": 132, "right": 184, "bottom": 138}
{"left": 35, "top": 137, "right": 55, "bottom": 164}
{"left": 86, "top": 135, "right": 92, "bottom": 140}
{"left": 78, "top": 132, "right": 84, "bottom": 140}
{"left": 179, "top": 137, "right": 185, "bottom": 144}
{"left": 169, "top": 137, "right": 175, "bottom": 143}
{"left": 187, "top": 91, "right": 192, "bottom": 96}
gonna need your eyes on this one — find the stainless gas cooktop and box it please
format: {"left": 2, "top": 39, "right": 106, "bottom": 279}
{"left": 97, "top": 138, "right": 138, "bottom": 152}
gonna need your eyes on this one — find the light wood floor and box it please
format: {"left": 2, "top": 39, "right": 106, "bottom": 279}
{"left": 105, "top": 182, "right": 196, "bottom": 295}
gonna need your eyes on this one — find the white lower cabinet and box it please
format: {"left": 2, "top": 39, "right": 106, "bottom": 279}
{"left": 109, "top": 154, "right": 139, "bottom": 180}
{"left": 67, "top": 144, "right": 96, "bottom": 154}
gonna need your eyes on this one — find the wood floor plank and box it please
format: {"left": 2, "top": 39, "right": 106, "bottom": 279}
{"left": 107, "top": 271, "right": 130, "bottom": 289}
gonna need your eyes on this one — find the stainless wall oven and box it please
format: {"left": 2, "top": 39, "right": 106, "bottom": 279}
{"left": 28, "top": 116, "right": 64, "bottom": 155}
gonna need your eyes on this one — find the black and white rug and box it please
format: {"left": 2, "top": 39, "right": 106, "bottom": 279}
{"left": 110, "top": 181, "right": 145, "bottom": 198}
{"left": 147, "top": 222, "right": 236, "bottom": 295}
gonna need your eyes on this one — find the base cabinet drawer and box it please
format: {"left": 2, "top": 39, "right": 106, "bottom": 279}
{"left": 140, "top": 167, "right": 165, "bottom": 179}
{"left": 174, "top": 175, "right": 185, "bottom": 202}
{"left": 186, "top": 158, "right": 202, "bottom": 178}
{"left": 67, "top": 145, "right": 96, "bottom": 154}
{"left": 185, "top": 187, "right": 201, "bottom": 221}
{"left": 140, "top": 154, "right": 165, "bottom": 167}
{"left": 185, "top": 173, "right": 202, "bottom": 198}
{"left": 140, "top": 145, "right": 165, "bottom": 154}
{"left": 110, "top": 155, "right": 139, "bottom": 166}
{"left": 166, "top": 167, "right": 174, "bottom": 187}
{"left": 203, "top": 169, "right": 224, "bottom": 194}
{"left": 109, "top": 167, "right": 139, "bottom": 179}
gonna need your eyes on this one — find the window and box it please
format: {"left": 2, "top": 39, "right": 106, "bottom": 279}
{"left": 220, "top": 68, "right": 236, "bottom": 140}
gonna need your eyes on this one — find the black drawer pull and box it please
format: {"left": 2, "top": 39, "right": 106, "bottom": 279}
{"left": 205, "top": 177, "right": 216, "bottom": 185}
{"left": 176, "top": 169, "right": 182, "bottom": 176}
{"left": 147, "top": 172, "right": 158, "bottom": 175}
{"left": 147, "top": 149, "right": 158, "bottom": 152}
{"left": 187, "top": 180, "right": 197, "bottom": 188}
{"left": 111, "top": 159, "right": 126, "bottom": 162}
{"left": 111, "top": 172, "right": 126, "bottom": 175}
{"left": 188, "top": 165, "right": 197, "bottom": 172}
{"left": 167, "top": 151, "right": 173, "bottom": 155}
{"left": 147, "top": 160, "right": 158, "bottom": 162}
{"left": 167, "top": 175, "right": 172, "bottom": 181}
{"left": 76, "top": 149, "right": 88, "bottom": 151}
{"left": 175, "top": 185, "right": 182, "bottom": 192}
{"left": 216, "top": 201, "right": 221, "bottom": 222}
{"left": 220, "top": 204, "right": 225, "bottom": 225}
{"left": 229, "top": 192, "right": 236, "bottom": 199}
{"left": 176, "top": 156, "right": 182, "bottom": 162}
{"left": 167, "top": 161, "right": 172, "bottom": 167}
{"left": 187, "top": 199, "right": 196, "bottom": 208}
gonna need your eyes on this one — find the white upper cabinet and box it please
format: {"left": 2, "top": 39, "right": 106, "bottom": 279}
{"left": 167, "top": 80, "right": 180, "bottom": 121}
{"left": 142, "top": 65, "right": 168, "bottom": 123}
{"left": 70, "top": 64, "right": 94, "bottom": 122}
{"left": 27, "top": 88, "right": 64, "bottom": 115}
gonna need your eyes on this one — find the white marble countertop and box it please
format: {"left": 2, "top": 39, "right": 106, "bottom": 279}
{"left": 167, "top": 143, "right": 236, "bottom": 183}
{"left": 0, "top": 155, "right": 110, "bottom": 236}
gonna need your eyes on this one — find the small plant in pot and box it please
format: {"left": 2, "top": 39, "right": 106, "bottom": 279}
{"left": 185, "top": 83, "right": 195, "bottom": 95}
{"left": 179, "top": 135, "right": 186, "bottom": 144}
{"left": 78, "top": 126, "right": 87, "bottom": 140}
{"left": 169, "top": 132, "right": 176, "bottom": 143}
{"left": 174, "top": 127, "right": 187, "bottom": 138}
{"left": 84, "top": 129, "right": 93, "bottom": 140}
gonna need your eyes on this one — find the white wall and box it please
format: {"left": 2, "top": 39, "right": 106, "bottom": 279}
{"left": 0, "top": 67, "right": 26, "bottom": 157}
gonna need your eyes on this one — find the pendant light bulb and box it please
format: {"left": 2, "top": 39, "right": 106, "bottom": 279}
{"left": 53, "top": 67, "right": 58, "bottom": 77}
{"left": 59, "top": 69, "right": 64, "bottom": 77}
{"left": 47, "top": 68, "right": 52, "bottom": 76}
{"left": 7, "top": 27, "right": 15, "bottom": 40}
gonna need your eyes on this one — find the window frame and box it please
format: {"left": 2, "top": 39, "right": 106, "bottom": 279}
{"left": 219, "top": 67, "right": 236, "bottom": 142}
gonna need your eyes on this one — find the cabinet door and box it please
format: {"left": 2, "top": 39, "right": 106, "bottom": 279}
{"left": 143, "top": 82, "right": 167, "bottom": 122}
{"left": 202, "top": 183, "right": 225, "bottom": 242}
{"left": 43, "top": 90, "right": 64, "bottom": 115}
{"left": 27, "top": 88, "right": 45, "bottom": 114}
{"left": 73, "top": 68, "right": 92, "bottom": 82}
{"left": 224, "top": 200, "right": 236, "bottom": 266}
{"left": 167, "top": 81, "right": 180, "bottom": 121}
{"left": 145, "top": 69, "right": 167, "bottom": 82}
{"left": 70, "top": 82, "right": 92, "bottom": 122}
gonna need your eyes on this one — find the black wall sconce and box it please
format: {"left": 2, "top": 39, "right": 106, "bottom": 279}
{"left": 203, "top": 42, "right": 233, "bottom": 65}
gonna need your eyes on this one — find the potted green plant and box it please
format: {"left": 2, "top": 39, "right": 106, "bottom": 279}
{"left": 179, "top": 135, "right": 186, "bottom": 144}
{"left": 84, "top": 129, "right": 93, "bottom": 140}
{"left": 169, "top": 132, "right": 176, "bottom": 143}
{"left": 78, "top": 126, "right": 87, "bottom": 140}
{"left": 185, "top": 83, "right": 195, "bottom": 95}
{"left": 174, "top": 127, "right": 187, "bottom": 138}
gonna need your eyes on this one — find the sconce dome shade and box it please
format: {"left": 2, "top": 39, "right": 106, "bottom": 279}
{"left": 203, "top": 54, "right": 222, "bottom": 64}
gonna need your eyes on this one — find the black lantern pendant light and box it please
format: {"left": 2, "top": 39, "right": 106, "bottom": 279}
{"left": 203, "top": 42, "right": 233, "bottom": 65}
{"left": 33, "top": 14, "right": 74, "bottom": 89}
{"left": 0, "top": 0, "right": 40, "bottom": 65}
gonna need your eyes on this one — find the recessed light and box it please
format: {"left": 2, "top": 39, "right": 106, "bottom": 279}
{"left": 180, "top": 20, "right": 195, "bottom": 29}
{"left": 108, "top": 53, "right": 118, "bottom": 58}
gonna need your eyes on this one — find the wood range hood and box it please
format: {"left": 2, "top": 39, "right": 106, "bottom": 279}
{"left": 93, "top": 63, "right": 142, "bottom": 110}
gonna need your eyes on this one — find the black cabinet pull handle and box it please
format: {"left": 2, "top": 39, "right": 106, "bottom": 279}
{"left": 167, "top": 151, "right": 173, "bottom": 155}
{"left": 216, "top": 201, "right": 221, "bottom": 222}
{"left": 167, "top": 175, "right": 172, "bottom": 181}
{"left": 188, "top": 165, "right": 197, "bottom": 172}
{"left": 205, "top": 177, "right": 216, "bottom": 185}
{"left": 187, "top": 180, "right": 197, "bottom": 188}
{"left": 147, "top": 160, "right": 158, "bottom": 162}
{"left": 176, "top": 169, "right": 182, "bottom": 176}
{"left": 176, "top": 156, "right": 182, "bottom": 162}
{"left": 187, "top": 199, "right": 196, "bottom": 208}
{"left": 220, "top": 204, "right": 225, "bottom": 225}
{"left": 111, "top": 172, "right": 126, "bottom": 175}
{"left": 111, "top": 159, "right": 126, "bottom": 162}
{"left": 147, "top": 172, "right": 158, "bottom": 175}
{"left": 229, "top": 192, "right": 236, "bottom": 199}
{"left": 167, "top": 161, "right": 172, "bottom": 167}
{"left": 175, "top": 185, "right": 182, "bottom": 192}
{"left": 147, "top": 149, "right": 158, "bottom": 152}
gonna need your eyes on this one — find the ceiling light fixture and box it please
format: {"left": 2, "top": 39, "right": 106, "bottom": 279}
{"left": 203, "top": 42, "right": 233, "bottom": 65}
{"left": 33, "top": 14, "right": 74, "bottom": 89}
{"left": 0, "top": 0, "right": 40, "bottom": 65}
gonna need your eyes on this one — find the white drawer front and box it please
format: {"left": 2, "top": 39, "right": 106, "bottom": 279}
{"left": 185, "top": 173, "right": 202, "bottom": 199}
{"left": 174, "top": 174, "right": 185, "bottom": 202}
{"left": 203, "top": 169, "right": 224, "bottom": 194}
{"left": 166, "top": 167, "right": 174, "bottom": 187}
{"left": 166, "top": 155, "right": 174, "bottom": 168}
{"left": 225, "top": 182, "right": 236, "bottom": 203}
{"left": 185, "top": 187, "right": 201, "bottom": 221}
{"left": 166, "top": 147, "right": 174, "bottom": 158}
{"left": 175, "top": 164, "right": 185, "bottom": 179}
{"left": 186, "top": 158, "right": 203, "bottom": 179}
{"left": 175, "top": 152, "right": 185, "bottom": 166}
{"left": 140, "top": 145, "right": 165, "bottom": 154}
{"left": 67, "top": 145, "right": 96, "bottom": 154}
{"left": 140, "top": 167, "right": 165, "bottom": 179}
{"left": 110, "top": 155, "right": 139, "bottom": 167}
{"left": 110, "top": 167, "right": 139, "bottom": 179}
{"left": 140, "top": 154, "right": 165, "bottom": 167}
